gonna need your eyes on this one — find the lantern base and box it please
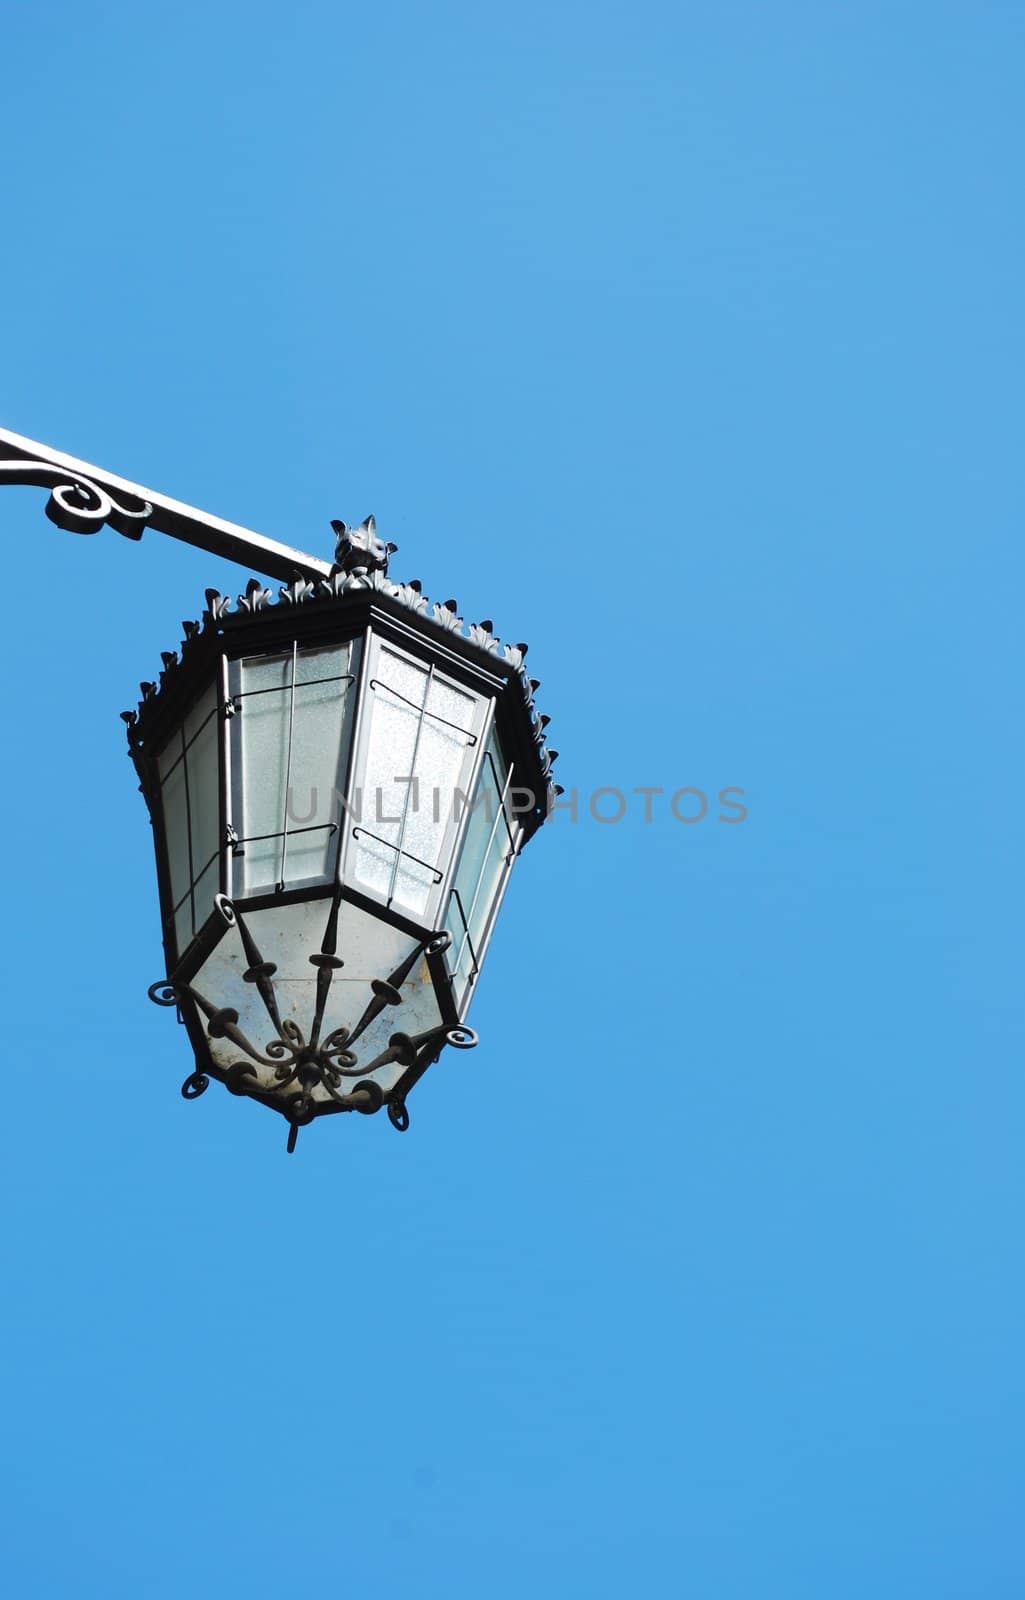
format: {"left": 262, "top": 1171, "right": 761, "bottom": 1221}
{"left": 148, "top": 893, "right": 478, "bottom": 1151}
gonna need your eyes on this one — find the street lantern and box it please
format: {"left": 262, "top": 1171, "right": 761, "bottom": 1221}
{"left": 123, "top": 517, "right": 558, "bottom": 1150}
{"left": 0, "top": 427, "right": 558, "bottom": 1153}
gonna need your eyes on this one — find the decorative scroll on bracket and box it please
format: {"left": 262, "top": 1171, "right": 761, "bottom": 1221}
{"left": 0, "top": 455, "right": 153, "bottom": 538}
{"left": 0, "top": 426, "right": 332, "bottom": 582}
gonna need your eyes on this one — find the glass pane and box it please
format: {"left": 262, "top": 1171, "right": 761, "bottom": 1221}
{"left": 444, "top": 884, "right": 473, "bottom": 995}
{"left": 402, "top": 676, "right": 477, "bottom": 896}
{"left": 160, "top": 747, "right": 191, "bottom": 915}
{"left": 239, "top": 673, "right": 288, "bottom": 892}
{"left": 192, "top": 857, "right": 220, "bottom": 938}
{"left": 186, "top": 689, "right": 220, "bottom": 907}
{"left": 157, "top": 731, "right": 184, "bottom": 785}
{"left": 157, "top": 682, "right": 221, "bottom": 957}
{"left": 469, "top": 825, "right": 511, "bottom": 956}
{"left": 375, "top": 647, "right": 428, "bottom": 708}
{"left": 350, "top": 647, "right": 482, "bottom": 914}
{"left": 391, "top": 855, "right": 437, "bottom": 918}
{"left": 174, "top": 897, "right": 193, "bottom": 959}
{"left": 238, "top": 645, "right": 352, "bottom": 893}
{"left": 352, "top": 649, "right": 426, "bottom": 893}
{"left": 285, "top": 662, "right": 350, "bottom": 881}
{"left": 351, "top": 828, "right": 393, "bottom": 898}
{"left": 445, "top": 736, "right": 512, "bottom": 998}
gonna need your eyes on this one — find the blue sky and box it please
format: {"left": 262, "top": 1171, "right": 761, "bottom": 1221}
{"left": 1, "top": 3, "right": 1022, "bottom": 1595}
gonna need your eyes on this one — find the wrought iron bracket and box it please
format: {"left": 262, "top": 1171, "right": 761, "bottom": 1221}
{"left": 0, "top": 426, "right": 333, "bottom": 582}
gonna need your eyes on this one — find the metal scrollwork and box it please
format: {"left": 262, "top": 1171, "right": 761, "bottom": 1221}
{"left": 213, "top": 893, "right": 237, "bottom": 926}
{"left": 154, "top": 895, "right": 480, "bottom": 1148}
{"left": 0, "top": 458, "right": 153, "bottom": 537}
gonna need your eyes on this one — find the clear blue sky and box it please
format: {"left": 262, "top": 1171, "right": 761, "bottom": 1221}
{"left": 1, "top": 3, "right": 1022, "bottom": 1595}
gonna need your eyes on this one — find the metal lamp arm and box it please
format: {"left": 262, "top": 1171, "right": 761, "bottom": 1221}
{"left": 0, "top": 426, "right": 332, "bottom": 583}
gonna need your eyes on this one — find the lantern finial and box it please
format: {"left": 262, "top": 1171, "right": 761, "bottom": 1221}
{"left": 330, "top": 514, "right": 398, "bottom": 576}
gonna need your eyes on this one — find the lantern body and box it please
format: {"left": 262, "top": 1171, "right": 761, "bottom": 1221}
{"left": 125, "top": 549, "right": 554, "bottom": 1142}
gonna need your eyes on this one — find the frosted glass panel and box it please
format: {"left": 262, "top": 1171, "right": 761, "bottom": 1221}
{"left": 394, "top": 718, "right": 464, "bottom": 913}
{"left": 239, "top": 677, "right": 288, "bottom": 891}
{"left": 376, "top": 648, "right": 428, "bottom": 707}
{"left": 349, "top": 644, "right": 482, "bottom": 916}
{"left": 352, "top": 829, "right": 393, "bottom": 897}
{"left": 445, "top": 735, "right": 514, "bottom": 1000}
{"left": 236, "top": 643, "right": 353, "bottom": 894}
{"left": 391, "top": 856, "right": 438, "bottom": 918}
{"left": 351, "top": 649, "right": 425, "bottom": 893}
{"left": 286, "top": 670, "right": 352, "bottom": 881}
{"left": 428, "top": 678, "right": 475, "bottom": 731}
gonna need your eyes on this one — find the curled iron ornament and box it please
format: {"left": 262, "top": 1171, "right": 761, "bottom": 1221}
{"left": 0, "top": 458, "right": 153, "bottom": 536}
{"left": 444, "top": 1025, "right": 478, "bottom": 1049}
{"left": 388, "top": 1099, "right": 410, "bottom": 1132}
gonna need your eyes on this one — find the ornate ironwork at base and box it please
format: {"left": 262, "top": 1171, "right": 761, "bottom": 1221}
{"left": 149, "top": 894, "right": 477, "bottom": 1152}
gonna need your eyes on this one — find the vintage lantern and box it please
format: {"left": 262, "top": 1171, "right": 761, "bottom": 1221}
{"left": 123, "top": 518, "right": 557, "bottom": 1150}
